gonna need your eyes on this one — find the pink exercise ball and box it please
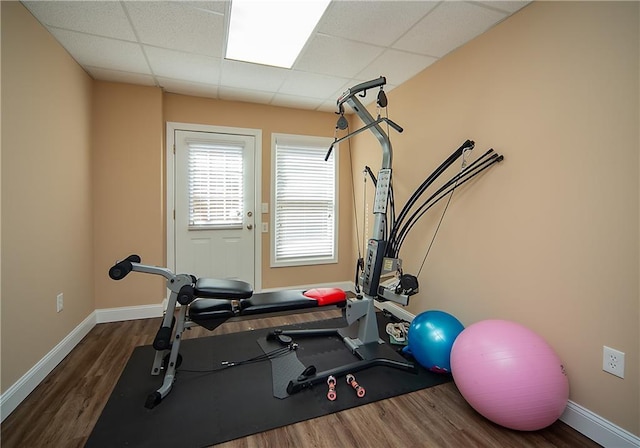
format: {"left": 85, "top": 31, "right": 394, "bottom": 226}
{"left": 450, "top": 319, "right": 569, "bottom": 431}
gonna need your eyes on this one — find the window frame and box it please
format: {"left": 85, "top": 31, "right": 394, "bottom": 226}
{"left": 270, "top": 133, "right": 339, "bottom": 268}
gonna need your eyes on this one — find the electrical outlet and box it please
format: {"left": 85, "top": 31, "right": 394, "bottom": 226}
{"left": 56, "top": 293, "right": 64, "bottom": 313}
{"left": 603, "top": 346, "right": 624, "bottom": 378}
{"left": 261, "top": 222, "right": 268, "bottom": 233}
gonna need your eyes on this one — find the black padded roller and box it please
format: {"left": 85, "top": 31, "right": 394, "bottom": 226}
{"left": 125, "top": 254, "right": 141, "bottom": 263}
{"left": 108, "top": 254, "right": 140, "bottom": 280}
{"left": 153, "top": 317, "right": 175, "bottom": 351}
{"left": 177, "top": 284, "right": 195, "bottom": 305}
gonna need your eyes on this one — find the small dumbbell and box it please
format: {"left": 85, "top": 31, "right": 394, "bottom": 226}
{"left": 327, "top": 375, "right": 337, "bottom": 401}
{"left": 346, "top": 373, "right": 365, "bottom": 397}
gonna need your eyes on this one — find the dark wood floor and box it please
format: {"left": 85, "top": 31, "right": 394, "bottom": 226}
{"left": 1, "top": 309, "right": 602, "bottom": 447}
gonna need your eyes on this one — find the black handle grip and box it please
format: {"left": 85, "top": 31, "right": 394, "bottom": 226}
{"left": 324, "top": 143, "right": 334, "bottom": 162}
{"left": 385, "top": 118, "right": 404, "bottom": 133}
{"left": 108, "top": 254, "right": 140, "bottom": 280}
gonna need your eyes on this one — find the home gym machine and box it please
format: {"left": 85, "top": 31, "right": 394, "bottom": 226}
{"left": 268, "top": 76, "right": 421, "bottom": 394}
{"left": 267, "top": 75, "right": 503, "bottom": 394}
{"left": 109, "top": 76, "right": 504, "bottom": 408}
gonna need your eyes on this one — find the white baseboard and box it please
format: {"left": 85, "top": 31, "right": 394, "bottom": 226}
{"left": 560, "top": 400, "right": 640, "bottom": 448}
{"left": 3, "top": 297, "right": 638, "bottom": 448}
{"left": 0, "top": 303, "right": 164, "bottom": 422}
{"left": 95, "top": 303, "right": 164, "bottom": 323}
{"left": 0, "top": 311, "right": 97, "bottom": 422}
{"left": 373, "top": 302, "right": 640, "bottom": 448}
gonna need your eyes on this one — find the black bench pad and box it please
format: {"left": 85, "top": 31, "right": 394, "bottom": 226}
{"left": 189, "top": 299, "right": 234, "bottom": 320}
{"left": 188, "top": 286, "right": 347, "bottom": 325}
{"left": 239, "top": 290, "right": 318, "bottom": 315}
{"left": 187, "top": 291, "right": 317, "bottom": 323}
{"left": 194, "top": 278, "right": 253, "bottom": 300}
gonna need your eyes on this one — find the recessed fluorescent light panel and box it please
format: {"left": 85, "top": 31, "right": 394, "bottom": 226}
{"left": 226, "top": 0, "right": 331, "bottom": 68}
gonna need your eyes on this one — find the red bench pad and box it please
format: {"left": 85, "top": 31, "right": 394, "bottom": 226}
{"left": 303, "top": 288, "right": 347, "bottom": 306}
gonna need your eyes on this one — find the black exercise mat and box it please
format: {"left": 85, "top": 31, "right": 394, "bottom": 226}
{"left": 85, "top": 313, "right": 450, "bottom": 448}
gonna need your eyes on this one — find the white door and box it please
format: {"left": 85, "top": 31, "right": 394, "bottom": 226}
{"left": 174, "top": 130, "right": 255, "bottom": 283}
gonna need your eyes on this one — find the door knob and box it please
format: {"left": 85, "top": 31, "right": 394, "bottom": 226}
{"left": 247, "top": 224, "right": 253, "bottom": 230}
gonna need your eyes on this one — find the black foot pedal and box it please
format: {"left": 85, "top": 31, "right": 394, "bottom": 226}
{"left": 298, "top": 365, "right": 316, "bottom": 380}
{"left": 145, "top": 391, "right": 162, "bottom": 409}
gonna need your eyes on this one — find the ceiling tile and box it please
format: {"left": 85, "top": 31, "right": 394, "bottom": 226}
{"left": 477, "top": 1, "right": 532, "bottom": 14}
{"left": 85, "top": 67, "right": 157, "bottom": 86}
{"left": 295, "top": 34, "right": 385, "bottom": 78}
{"left": 270, "top": 94, "right": 326, "bottom": 111}
{"left": 279, "top": 71, "right": 350, "bottom": 99}
{"left": 318, "top": 0, "right": 438, "bottom": 47}
{"left": 158, "top": 77, "right": 218, "bottom": 99}
{"left": 218, "top": 86, "right": 274, "bottom": 105}
{"left": 23, "top": 1, "right": 136, "bottom": 40}
{"left": 393, "top": 2, "right": 507, "bottom": 58}
{"left": 358, "top": 50, "right": 437, "bottom": 86}
{"left": 49, "top": 28, "right": 151, "bottom": 74}
{"left": 22, "top": 0, "right": 527, "bottom": 111}
{"left": 187, "top": 1, "right": 229, "bottom": 15}
{"left": 125, "top": 1, "right": 226, "bottom": 57}
{"left": 144, "top": 46, "right": 221, "bottom": 84}
{"left": 220, "top": 60, "right": 289, "bottom": 92}
{"left": 318, "top": 99, "right": 340, "bottom": 113}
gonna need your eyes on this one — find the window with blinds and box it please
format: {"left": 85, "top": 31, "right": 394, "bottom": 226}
{"left": 187, "top": 140, "right": 244, "bottom": 229}
{"left": 272, "top": 134, "right": 337, "bottom": 267}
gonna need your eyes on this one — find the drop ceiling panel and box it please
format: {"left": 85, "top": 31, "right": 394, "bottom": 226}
{"left": 220, "top": 60, "right": 289, "bottom": 92}
{"left": 479, "top": 1, "right": 531, "bottom": 14}
{"left": 317, "top": 0, "right": 439, "bottom": 47}
{"left": 358, "top": 49, "right": 438, "bottom": 86}
{"left": 144, "top": 46, "right": 221, "bottom": 84}
{"left": 86, "top": 66, "right": 156, "bottom": 86}
{"left": 125, "top": 2, "right": 226, "bottom": 57}
{"left": 23, "top": 1, "right": 135, "bottom": 40}
{"left": 49, "top": 28, "right": 150, "bottom": 74}
{"left": 158, "top": 77, "right": 218, "bottom": 99}
{"left": 270, "top": 93, "right": 325, "bottom": 110}
{"left": 20, "top": 0, "right": 531, "bottom": 111}
{"left": 218, "top": 86, "right": 274, "bottom": 104}
{"left": 393, "top": 2, "right": 508, "bottom": 57}
{"left": 295, "top": 34, "right": 385, "bottom": 78}
{"left": 279, "top": 71, "right": 350, "bottom": 99}
{"left": 318, "top": 98, "right": 340, "bottom": 113}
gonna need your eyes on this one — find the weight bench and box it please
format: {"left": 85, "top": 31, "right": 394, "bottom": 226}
{"left": 109, "top": 255, "right": 348, "bottom": 408}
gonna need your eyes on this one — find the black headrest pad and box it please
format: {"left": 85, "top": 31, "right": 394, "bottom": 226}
{"left": 194, "top": 278, "right": 253, "bottom": 299}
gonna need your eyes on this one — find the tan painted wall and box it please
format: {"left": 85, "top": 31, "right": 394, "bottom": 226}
{"left": 2, "top": 0, "right": 638, "bottom": 437}
{"left": 1, "top": 1, "right": 94, "bottom": 391}
{"left": 163, "top": 94, "right": 355, "bottom": 290}
{"left": 92, "top": 82, "right": 165, "bottom": 309}
{"left": 351, "top": 1, "right": 639, "bottom": 435}
{"left": 93, "top": 90, "right": 354, "bottom": 307}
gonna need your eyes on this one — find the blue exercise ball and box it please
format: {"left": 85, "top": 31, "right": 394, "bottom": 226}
{"left": 403, "top": 310, "right": 464, "bottom": 373}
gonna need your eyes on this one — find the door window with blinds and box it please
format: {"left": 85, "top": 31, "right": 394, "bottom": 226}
{"left": 271, "top": 133, "right": 338, "bottom": 267}
{"left": 187, "top": 139, "right": 244, "bottom": 229}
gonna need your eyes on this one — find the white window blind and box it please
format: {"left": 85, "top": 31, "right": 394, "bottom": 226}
{"left": 272, "top": 134, "right": 337, "bottom": 266}
{"left": 188, "top": 140, "right": 244, "bottom": 229}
